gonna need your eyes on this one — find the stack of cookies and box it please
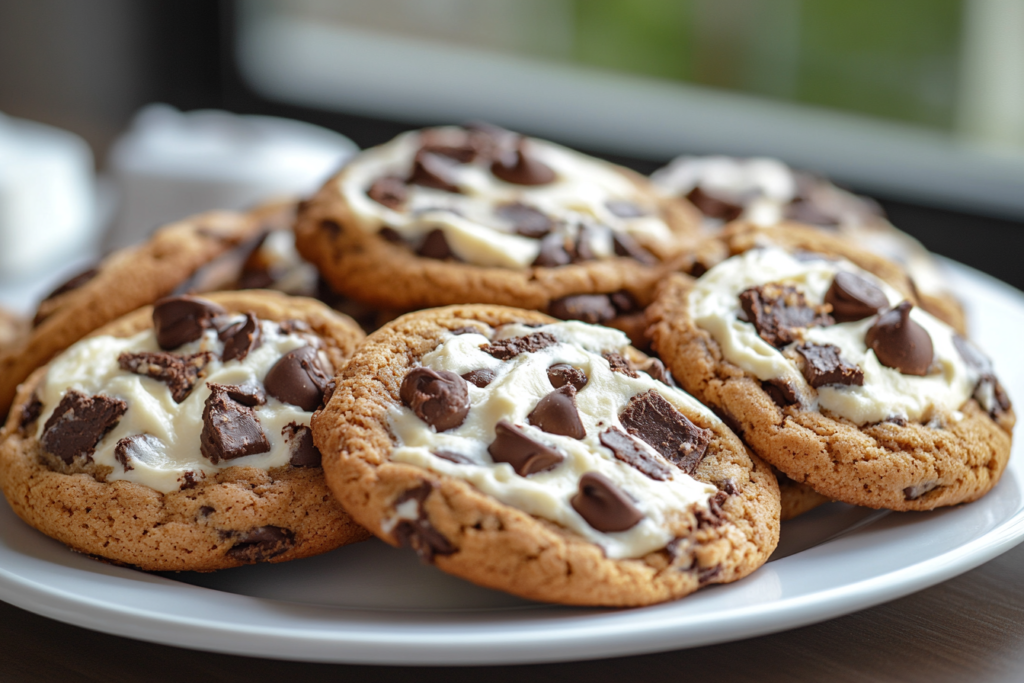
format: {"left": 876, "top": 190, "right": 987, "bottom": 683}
{"left": 0, "top": 124, "right": 1013, "bottom": 607}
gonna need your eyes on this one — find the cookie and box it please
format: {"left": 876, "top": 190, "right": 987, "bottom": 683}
{"left": 295, "top": 125, "right": 704, "bottom": 324}
{"left": 0, "top": 306, "right": 27, "bottom": 356}
{"left": 776, "top": 469, "right": 831, "bottom": 521}
{"left": 0, "top": 291, "right": 370, "bottom": 571}
{"left": 648, "top": 239, "right": 1013, "bottom": 511}
{"left": 313, "top": 305, "right": 779, "bottom": 606}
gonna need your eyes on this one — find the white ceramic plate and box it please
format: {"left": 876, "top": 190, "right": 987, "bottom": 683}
{"left": 1, "top": 259, "right": 1022, "bottom": 665}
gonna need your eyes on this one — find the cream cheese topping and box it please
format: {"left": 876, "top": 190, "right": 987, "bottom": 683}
{"left": 388, "top": 321, "right": 719, "bottom": 559}
{"left": 339, "top": 127, "right": 674, "bottom": 269}
{"left": 36, "top": 317, "right": 326, "bottom": 493}
{"left": 688, "top": 248, "right": 979, "bottom": 425}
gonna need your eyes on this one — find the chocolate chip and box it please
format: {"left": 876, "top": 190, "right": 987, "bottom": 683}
{"left": 152, "top": 296, "right": 226, "bottom": 350}
{"left": 532, "top": 233, "right": 573, "bottom": 267}
{"left": 417, "top": 229, "right": 456, "bottom": 260}
{"left": 461, "top": 368, "right": 496, "bottom": 388}
{"left": 200, "top": 385, "right": 271, "bottom": 464}
{"left": 609, "top": 290, "right": 639, "bottom": 315}
{"left": 114, "top": 434, "right": 149, "bottom": 471}
{"left": 19, "top": 393, "right": 42, "bottom": 432}
{"left": 696, "top": 490, "right": 729, "bottom": 528}
{"left": 367, "top": 176, "right": 408, "bottom": 209}
{"left": 198, "top": 506, "right": 215, "bottom": 517}
{"left": 599, "top": 427, "right": 671, "bottom": 480}
{"left": 277, "top": 319, "right": 311, "bottom": 335}
{"left": 282, "top": 423, "right": 321, "bottom": 468}
{"left": 572, "top": 226, "right": 597, "bottom": 263}
{"left": 179, "top": 471, "right": 201, "bottom": 490}
{"left": 571, "top": 472, "right": 644, "bottom": 532}
{"left": 41, "top": 267, "right": 98, "bottom": 304}
{"left": 482, "top": 332, "right": 557, "bottom": 360}
{"left": 408, "top": 150, "right": 461, "bottom": 193}
{"left": 697, "top": 564, "right": 723, "bottom": 585}
{"left": 606, "top": 200, "right": 647, "bottom": 218}
{"left": 488, "top": 420, "right": 565, "bottom": 475}
{"left": 219, "top": 313, "right": 261, "bottom": 362}
{"left": 546, "top": 294, "right": 615, "bottom": 324}
{"left": 547, "top": 363, "right": 588, "bottom": 391}
{"left": 640, "top": 358, "right": 676, "bottom": 387}
{"left": 495, "top": 202, "right": 553, "bottom": 238}
{"left": 903, "top": 482, "right": 939, "bottom": 501}
{"left": 620, "top": 390, "right": 711, "bottom": 475}
{"left": 400, "top": 368, "right": 470, "bottom": 432}
{"left": 796, "top": 343, "right": 864, "bottom": 387}
{"left": 433, "top": 450, "right": 473, "bottom": 465}
{"left": 528, "top": 385, "right": 586, "bottom": 439}
{"left": 825, "top": 272, "right": 888, "bottom": 323}
{"left": 451, "top": 325, "right": 484, "bottom": 336}
{"left": 208, "top": 382, "right": 266, "bottom": 407}
{"left": 884, "top": 415, "right": 908, "bottom": 427}
{"left": 41, "top": 390, "right": 127, "bottom": 464}
{"left": 865, "top": 302, "right": 933, "bottom": 375}
{"left": 265, "top": 346, "right": 329, "bottom": 411}
{"left": 490, "top": 140, "right": 555, "bottom": 185}
{"left": 686, "top": 187, "right": 745, "bottom": 221}
{"left": 226, "top": 526, "right": 295, "bottom": 563}
{"left": 119, "top": 351, "right": 212, "bottom": 403}
{"left": 739, "top": 283, "right": 834, "bottom": 348}
{"left": 377, "top": 226, "right": 404, "bottom": 244}
{"left": 612, "top": 233, "right": 657, "bottom": 265}
{"left": 392, "top": 482, "right": 457, "bottom": 563}
{"left": 604, "top": 352, "right": 639, "bottom": 378}
{"left": 711, "top": 405, "right": 743, "bottom": 436}
{"left": 953, "top": 335, "right": 1011, "bottom": 417}
{"left": 762, "top": 378, "right": 799, "bottom": 407}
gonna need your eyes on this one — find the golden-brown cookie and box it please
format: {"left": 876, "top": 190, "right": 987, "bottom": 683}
{"left": 776, "top": 469, "right": 831, "bottom": 521}
{"left": 0, "top": 291, "right": 370, "bottom": 571}
{"left": 314, "top": 305, "right": 779, "bottom": 606}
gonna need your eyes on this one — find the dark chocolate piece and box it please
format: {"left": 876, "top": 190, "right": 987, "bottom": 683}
{"left": 825, "top": 272, "right": 888, "bottom": 323}
{"left": 417, "top": 229, "right": 456, "bottom": 260}
{"left": 953, "top": 335, "right": 1012, "bottom": 417}
{"left": 179, "top": 471, "right": 200, "bottom": 490}
{"left": 226, "top": 526, "right": 296, "bottom": 563}
{"left": 461, "top": 368, "right": 496, "bottom": 388}
{"left": 265, "top": 346, "right": 329, "bottom": 411}
{"left": 490, "top": 140, "right": 555, "bottom": 185}
{"left": 571, "top": 472, "right": 644, "bottom": 532}
{"left": 118, "top": 351, "right": 212, "bottom": 403}
{"left": 482, "top": 332, "right": 557, "bottom": 360}
{"left": 762, "top": 378, "right": 799, "bottom": 407}
{"left": 433, "top": 450, "right": 473, "bottom": 465}
{"left": 367, "top": 176, "right": 408, "bottom": 210}
{"left": 450, "top": 326, "right": 483, "bottom": 336}
{"left": 547, "top": 364, "right": 588, "bottom": 391}
{"left": 548, "top": 294, "right": 616, "bottom": 324}
{"left": 391, "top": 483, "right": 457, "bottom": 563}
{"left": 609, "top": 290, "right": 639, "bottom": 315}
{"left": 207, "top": 382, "right": 266, "bottom": 407}
{"left": 40, "top": 267, "right": 99, "bottom": 304}
{"left": 41, "top": 390, "right": 127, "bottom": 464}
{"left": 599, "top": 427, "right": 671, "bottom": 480}
{"left": 19, "top": 394, "right": 42, "bottom": 431}
{"left": 795, "top": 343, "right": 864, "bottom": 387}
{"left": 408, "top": 150, "right": 460, "bottom": 193}
{"left": 532, "top": 233, "right": 573, "bottom": 267}
{"left": 686, "top": 186, "right": 746, "bottom": 221}
{"left": 282, "top": 423, "right": 321, "bottom": 468}
{"left": 400, "top": 368, "right": 470, "bottom": 432}
{"left": 219, "top": 313, "right": 261, "bottom": 362}
{"left": 495, "top": 202, "right": 553, "bottom": 238}
{"left": 200, "top": 385, "right": 271, "bottom": 464}
{"left": 612, "top": 233, "right": 657, "bottom": 266}
{"left": 604, "top": 352, "right": 639, "bottom": 378}
{"left": 113, "top": 434, "right": 163, "bottom": 472}
{"left": 528, "top": 385, "right": 586, "bottom": 439}
{"left": 738, "top": 283, "right": 834, "bottom": 348}
{"left": 640, "top": 358, "right": 676, "bottom": 387}
{"left": 620, "top": 390, "right": 711, "bottom": 474}
{"left": 865, "top": 301, "right": 933, "bottom": 376}
{"left": 488, "top": 420, "right": 564, "bottom": 475}
{"left": 152, "top": 296, "right": 226, "bottom": 350}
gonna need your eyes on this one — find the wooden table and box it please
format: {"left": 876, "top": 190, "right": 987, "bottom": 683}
{"left": 2, "top": 540, "right": 1022, "bottom": 683}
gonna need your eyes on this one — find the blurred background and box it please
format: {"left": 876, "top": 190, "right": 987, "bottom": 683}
{"left": 0, "top": 0, "right": 1023, "bottom": 298}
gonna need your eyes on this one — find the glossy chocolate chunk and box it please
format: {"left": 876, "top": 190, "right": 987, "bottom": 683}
{"left": 417, "top": 229, "right": 456, "bottom": 260}
{"left": 482, "top": 332, "right": 557, "bottom": 360}
{"left": 825, "top": 272, "right": 888, "bottom": 323}
{"left": 612, "top": 233, "right": 657, "bottom": 266}
{"left": 572, "top": 227, "right": 597, "bottom": 263}
{"left": 599, "top": 427, "right": 671, "bottom": 480}
{"left": 762, "top": 378, "right": 799, "bottom": 407}
{"left": 400, "top": 368, "right": 470, "bottom": 432}
{"left": 152, "top": 296, "right": 226, "bottom": 350}
{"left": 391, "top": 482, "right": 457, "bottom": 563}
{"left": 219, "top": 313, "right": 262, "bottom": 362}
{"left": 367, "top": 176, "right": 408, "bottom": 210}
{"left": 532, "top": 233, "right": 573, "bottom": 267}
{"left": 114, "top": 433, "right": 162, "bottom": 472}
{"left": 118, "top": 350, "right": 212, "bottom": 403}
{"left": 19, "top": 393, "right": 42, "bottom": 432}
{"left": 609, "top": 290, "right": 639, "bottom": 315}
{"left": 640, "top": 358, "right": 676, "bottom": 387}
{"left": 41, "top": 390, "right": 127, "bottom": 464}
{"left": 953, "top": 335, "right": 1012, "bottom": 417}
{"left": 796, "top": 343, "right": 864, "bottom": 387}
{"left": 495, "top": 202, "right": 553, "bottom": 238}
{"left": 265, "top": 346, "right": 329, "bottom": 411}
{"left": 620, "top": 390, "right": 711, "bottom": 474}
{"left": 547, "top": 363, "right": 588, "bottom": 391}
{"left": 408, "top": 150, "right": 460, "bottom": 193}
{"left": 39, "top": 267, "right": 98, "bottom": 306}
{"left": 528, "top": 385, "right": 586, "bottom": 439}
{"left": 488, "top": 420, "right": 564, "bottom": 475}
{"left": 571, "top": 472, "right": 643, "bottom": 532}
{"left": 605, "top": 200, "right": 647, "bottom": 218}
{"left": 548, "top": 294, "right": 616, "bottom": 324}
{"left": 603, "top": 352, "right": 639, "bottom": 378}
{"left": 200, "top": 385, "right": 271, "bottom": 464}
{"left": 209, "top": 382, "right": 266, "bottom": 407}
{"left": 226, "top": 526, "right": 296, "bottom": 563}
{"left": 491, "top": 140, "right": 556, "bottom": 186}
{"left": 686, "top": 187, "right": 746, "bottom": 221}
{"left": 739, "top": 283, "right": 834, "bottom": 348}
{"left": 282, "top": 423, "right": 321, "bottom": 468}
{"left": 865, "top": 302, "right": 933, "bottom": 376}
{"left": 461, "top": 368, "right": 496, "bottom": 388}
{"left": 433, "top": 450, "right": 474, "bottom": 465}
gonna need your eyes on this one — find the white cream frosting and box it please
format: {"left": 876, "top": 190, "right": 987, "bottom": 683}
{"left": 339, "top": 127, "right": 674, "bottom": 269}
{"left": 688, "top": 248, "right": 979, "bottom": 425}
{"left": 36, "top": 317, "right": 327, "bottom": 493}
{"left": 388, "top": 321, "right": 719, "bottom": 559}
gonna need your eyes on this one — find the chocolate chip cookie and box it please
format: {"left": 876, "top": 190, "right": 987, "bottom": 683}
{"left": 313, "top": 305, "right": 779, "bottom": 606}
{"left": 648, "top": 239, "right": 1013, "bottom": 510}
{"left": 0, "top": 291, "right": 369, "bottom": 571}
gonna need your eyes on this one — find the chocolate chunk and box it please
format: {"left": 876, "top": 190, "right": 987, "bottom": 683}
{"left": 711, "top": 405, "right": 743, "bottom": 436}
{"left": 226, "top": 526, "right": 296, "bottom": 563}
{"left": 903, "top": 482, "right": 939, "bottom": 501}
{"left": 796, "top": 343, "right": 864, "bottom": 387}
{"left": 207, "top": 382, "right": 266, "bottom": 407}
{"left": 547, "top": 363, "right": 588, "bottom": 391}
{"left": 433, "top": 450, "right": 473, "bottom": 465}
{"left": 450, "top": 325, "right": 484, "bottom": 336}
{"left": 200, "top": 385, "right": 271, "bottom": 464}
{"left": 605, "top": 200, "right": 647, "bottom": 218}
{"left": 549, "top": 294, "right": 616, "bottom": 324}
{"left": 391, "top": 483, "right": 457, "bottom": 563}
{"left": 367, "top": 176, "right": 408, "bottom": 210}
{"left": 282, "top": 423, "right": 321, "bottom": 468}
{"left": 490, "top": 140, "right": 555, "bottom": 185}
{"left": 599, "top": 427, "right": 671, "bottom": 480}
{"left": 609, "top": 290, "right": 639, "bottom": 315}
{"left": 400, "top": 368, "right": 470, "bottom": 432}
{"left": 762, "top": 378, "right": 799, "bottom": 407}
{"left": 686, "top": 187, "right": 745, "bottom": 221}
{"left": 482, "top": 332, "right": 557, "bottom": 360}
{"left": 532, "top": 233, "right": 574, "bottom": 267}
{"left": 461, "top": 368, "right": 496, "bottom": 388}
{"left": 198, "top": 505, "right": 215, "bottom": 517}
{"left": 572, "top": 226, "right": 597, "bottom": 263}
{"left": 119, "top": 351, "right": 212, "bottom": 403}
{"left": 377, "top": 226, "right": 404, "bottom": 244}
{"left": 41, "top": 267, "right": 99, "bottom": 303}
{"left": 41, "top": 390, "right": 127, "bottom": 464}
{"left": 277, "top": 319, "right": 311, "bottom": 335}
{"left": 604, "top": 352, "right": 639, "bottom": 378}
{"left": 739, "top": 283, "right": 834, "bottom": 348}
{"left": 19, "top": 393, "right": 42, "bottom": 431}
{"left": 488, "top": 420, "right": 564, "bottom": 475}
{"left": 113, "top": 434, "right": 161, "bottom": 472}
{"left": 825, "top": 272, "right": 888, "bottom": 323}
{"left": 152, "top": 296, "right": 226, "bottom": 350}
{"left": 696, "top": 490, "right": 729, "bottom": 528}
{"left": 612, "top": 233, "right": 657, "bottom": 266}
{"left": 528, "top": 385, "right": 586, "bottom": 439}
{"left": 640, "top": 358, "right": 676, "bottom": 387}
{"left": 571, "top": 472, "right": 644, "bottom": 532}
{"left": 865, "top": 301, "right": 933, "bottom": 376}
{"left": 495, "top": 202, "right": 553, "bottom": 238}
{"left": 179, "top": 471, "right": 201, "bottom": 490}
{"left": 219, "top": 313, "right": 262, "bottom": 362}
{"left": 115, "top": 435, "right": 142, "bottom": 471}
{"left": 620, "top": 390, "right": 711, "bottom": 475}
{"left": 408, "top": 150, "right": 461, "bottom": 193}
{"left": 416, "top": 229, "right": 455, "bottom": 260}
{"left": 884, "top": 415, "right": 908, "bottom": 427}
{"left": 953, "top": 335, "right": 1012, "bottom": 417}
{"left": 265, "top": 346, "right": 329, "bottom": 411}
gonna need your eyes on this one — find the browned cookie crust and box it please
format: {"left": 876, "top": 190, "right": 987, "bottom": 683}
{"left": 648, "top": 271, "right": 1014, "bottom": 511}
{"left": 0, "top": 291, "right": 370, "bottom": 571}
{"left": 313, "top": 305, "right": 779, "bottom": 606}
